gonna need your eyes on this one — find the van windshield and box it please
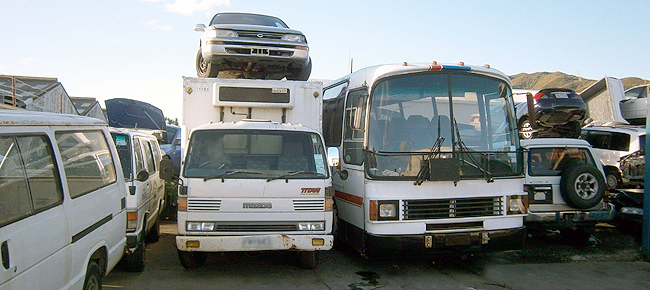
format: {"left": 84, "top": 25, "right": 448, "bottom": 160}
{"left": 364, "top": 72, "right": 520, "bottom": 180}
{"left": 183, "top": 130, "right": 328, "bottom": 180}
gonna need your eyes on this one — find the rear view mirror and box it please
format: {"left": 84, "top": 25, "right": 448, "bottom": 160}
{"left": 159, "top": 158, "right": 174, "bottom": 181}
{"left": 136, "top": 169, "right": 150, "bottom": 182}
{"left": 193, "top": 24, "right": 206, "bottom": 31}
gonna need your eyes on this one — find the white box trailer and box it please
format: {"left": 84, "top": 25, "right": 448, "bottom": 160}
{"left": 177, "top": 77, "right": 333, "bottom": 270}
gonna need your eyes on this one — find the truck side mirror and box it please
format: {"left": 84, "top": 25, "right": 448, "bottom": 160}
{"left": 159, "top": 158, "right": 174, "bottom": 181}
{"left": 136, "top": 169, "right": 150, "bottom": 182}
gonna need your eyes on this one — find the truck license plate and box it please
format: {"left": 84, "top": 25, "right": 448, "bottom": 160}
{"left": 242, "top": 237, "right": 272, "bottom": 248}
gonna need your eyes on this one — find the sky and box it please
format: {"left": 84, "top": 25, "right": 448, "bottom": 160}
{"left": 1, "top": 0, "right": 649, "bottom": 120}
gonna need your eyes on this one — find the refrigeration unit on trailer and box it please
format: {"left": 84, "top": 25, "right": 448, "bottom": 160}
{"left": 176, "top": 77, "right": 333, "bottom": 269}
{"left": 323, "top": 62, "right": 528, "bottom": 258}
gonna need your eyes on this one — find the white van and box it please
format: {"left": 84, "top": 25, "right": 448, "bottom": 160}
{"left": 110, "top": 128, "right": 168, "bottom": 272}
{"left": 0, "top": 110, "right": 127, "bottom": 289}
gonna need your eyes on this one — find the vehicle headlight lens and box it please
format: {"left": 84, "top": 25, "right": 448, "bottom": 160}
{"left": 187, "top": 222, "right": 216, "bottom": 231}
{"left": 282, "top": 34, "right": 305, "bottom": 42}
{"left": 207, "top": 29, "right": 238, "bottom": 38}
{"left": 298, "top": 222, "right": 324, "bottom": 231}
{"left": 379, "top": 203, "right": 396, "bottom": 218}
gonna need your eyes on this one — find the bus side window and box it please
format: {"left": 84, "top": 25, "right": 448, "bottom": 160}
{"left": 343, "top": 89, "right": 367, "bottom": 165}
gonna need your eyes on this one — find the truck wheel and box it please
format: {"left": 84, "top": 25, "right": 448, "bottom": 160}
{"left": 297, "top": 251, "right": 320, "bottom": 269}
{"left": 560, "top": 164, "right": 605, "bottom": 209}
{"left": 519, "top": 118, "right": 533, "bottom": 139}
{"left": 123, "top": 237, "right": 145, "bottom": 272}
{"left": 145, "top": 218, "right": 160, "bottom": 243}
{"left": 178, "top": 250, "right": 207, "bottom": 269}
{"left": 196, "top": 48, "right": 219, "bottom": 78}
{"left": 83, "top": 261, "right": 102, "bottom": 290}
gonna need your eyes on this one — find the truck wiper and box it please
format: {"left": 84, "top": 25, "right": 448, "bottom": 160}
{"left": 266, "top": 171, "right": 324, "bottom": 182}
{"left": 453, "top": 118, "right": 493, "bottom": 183}
{"left": 203, "top": 170, "right": 262, "bottom": 182}
{"left": 414, "top": 136, "right": 444, "bottom": 186}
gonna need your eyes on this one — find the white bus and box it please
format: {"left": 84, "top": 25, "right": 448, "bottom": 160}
{"left": 323, "top": 62, "right": 528, "bottom": 258}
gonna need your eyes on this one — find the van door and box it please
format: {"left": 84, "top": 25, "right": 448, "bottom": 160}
{"left": 0, "top": 135, "right": 69, "bottom": 289}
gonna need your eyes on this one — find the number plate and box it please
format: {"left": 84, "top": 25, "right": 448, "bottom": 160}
{"left": 242, "top": 237, "right": 272, "bottom": 248}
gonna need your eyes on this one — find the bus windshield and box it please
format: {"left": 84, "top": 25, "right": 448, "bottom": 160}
{"left": 183, "top": 130, "right": 329, "bottom": 180}
{"left": 365, "top": 72, "right": 520, "bottom": 180}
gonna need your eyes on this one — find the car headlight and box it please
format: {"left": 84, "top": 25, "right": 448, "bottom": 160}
{"left": 207, "top": 29, "right": 238, "bottom": 38}
{"left": 187, "top": 222, "right": 216, "bottom": 231}
{"left": 282, "top": 34, "right": 305, "bottom": 42}
{"left": 298, "top": 222, "right": 324, "bottom": 231}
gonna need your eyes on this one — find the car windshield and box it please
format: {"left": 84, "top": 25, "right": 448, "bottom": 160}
{"left": 528, "top": 147, "right": 597, "bottom": 176}
{"left": 210, "top": 13, "right": 289, "bottom": 28}
{"left": 363, "top": 72, "right": 521, "bottom": 180}
{"left": 183, "top": 130, "right": 328, "bottom": 180}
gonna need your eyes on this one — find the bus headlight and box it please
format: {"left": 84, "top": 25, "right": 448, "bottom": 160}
{"left": 187, "top": 222, "right": 215, "bottom": 231}
{"left": 507, "top": 195, "right": 529, "bottom": 215}
{"left": 298, "top": 222, "right": 324, "bottom": 231}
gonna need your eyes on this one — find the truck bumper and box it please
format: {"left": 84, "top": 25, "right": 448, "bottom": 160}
{"left": 176, "top": 234, "right": 333, "bottom": 252}
{"left": 525, "top": 203, "right": 615, "bottom": 228}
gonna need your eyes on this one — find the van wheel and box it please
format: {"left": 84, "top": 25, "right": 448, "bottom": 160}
{"left": 196, "top": 48, "right": 219, "bottom": 78}
{"left": 146, "top": 218, "right": 160, "bottom": 243}
{"left": 560, "top": 164, "right": 605, "bottom": 209}
{"left": 83, "top": 261, "right": 102, "bottom": 290}
{"left": 178, "top": 250, "right": 207, "bottom": 269}
{"left": 123, "top": 238, "right": 145, "bottom": 272}
{"left": 297, "top": 251, "right": 319, "bottom": 269}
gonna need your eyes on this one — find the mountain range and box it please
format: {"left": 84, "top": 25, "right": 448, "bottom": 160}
{"left": 510, "top": 72, "right": 649, "bottom": 92}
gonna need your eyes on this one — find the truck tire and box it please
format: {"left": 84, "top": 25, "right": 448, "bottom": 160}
{"left": 83, "top": 261, "right": 102, "bottom": 290}
{"left": 178, "top": 250, "right": 207, "bottom": 269}
{"left": 560, "top": 163, "right": 605, "bottom": 209}
{"left": 297, "top": 251, "right": 319, "bottom": 269}
{"left": 196, "top": 48, "right": 219, "bottom": 78}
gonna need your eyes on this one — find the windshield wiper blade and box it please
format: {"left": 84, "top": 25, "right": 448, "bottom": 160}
{"left": 203, "top": 170, "right": 262, "bottom": 181}
{"left": 415, "top": 136, "right": 445, "bottom": 185}
{"left": 453, "top": 118, "right": 493, "bottom": 183}
{"left": 266, "top": 171, "right": 324, "bottom": 182}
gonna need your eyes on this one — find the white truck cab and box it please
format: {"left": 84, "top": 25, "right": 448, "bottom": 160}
{"left": 521, "top": 138, "right": 614, "bottom": 245}
{"left": 176, "top": 77, "right": 333, "bottom": 269}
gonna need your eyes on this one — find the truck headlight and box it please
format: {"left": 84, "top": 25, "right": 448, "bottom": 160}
{"left": 298, "top": 222, "right": 324, "bottom": 231}
{"left": 187, "top": 222, "right": 216, "bottom": 231}
{"left": 369, "top": 200, "right": 399, "bottom": 221}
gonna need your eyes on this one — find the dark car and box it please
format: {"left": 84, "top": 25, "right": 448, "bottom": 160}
{"left": 159, "top": 124, "right": 181, "bottom": 176}
{"left": 516, "top": 88, "right": 587, "bottom": 139}
{"left": 194, "top": 12, "right": 311, "bottom": 80}
{"left": 608, "top": 188, "right": 644, "bottom": 239}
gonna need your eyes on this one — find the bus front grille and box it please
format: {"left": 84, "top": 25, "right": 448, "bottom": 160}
{"left": 403, "top": 197, "right": 503, "bottom": 220}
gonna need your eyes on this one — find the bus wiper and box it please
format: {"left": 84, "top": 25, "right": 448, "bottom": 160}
{"left": 414, "top": 136, "right": 444, "bottom": 186}
{"left": 453, "top": 118, "right": 493, "bottom": 183}
{"left": 203, "top": 170, "right": 262, "bottom": 182}
{"left": 266, "top": 171, "right": 324, "bottom": 182}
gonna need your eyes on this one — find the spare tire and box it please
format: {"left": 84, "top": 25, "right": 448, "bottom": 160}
{"left": 560, "top": 163, "right": 605, "bottom": 209}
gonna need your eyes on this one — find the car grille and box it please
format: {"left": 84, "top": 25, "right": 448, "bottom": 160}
{"left": 403, "top": 197, "right": 503, "bottom": 220}
{"left": 236, "top": 31, "right": 284, "bottom": 40}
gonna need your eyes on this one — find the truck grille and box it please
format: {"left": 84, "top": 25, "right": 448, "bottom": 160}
{"left": 215, "top": 222, "right": 298, "bottom": 232}
{"left": 293, "top": 199, "right": 325, "bottom": 211}
{"left": 187, "top": 198, "right": 221, "bottom": 211}
{"left": 403, "top": 197, "right": 503, "bottom": 220}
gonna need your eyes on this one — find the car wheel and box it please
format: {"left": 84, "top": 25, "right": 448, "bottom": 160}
{"left": 83, "top": 261, "right": 102, "bottom": 290}
{"left": 297, "top": 251, "right": 320, "bottom": 269}
{"left": 295, "top": 58, "right": 312, "bottom": 81}
{"left": 560, "top": 163, "right": 605, "bottom": 209}
{"left": 196, "top": 48, "right": 219, "bottom": 78}
{"left": 178, "top": 250, "right": 207, "bottom": 269}
{"left": 606, "top": 172, "right": 619, "bottom": 189}
{"left": 519, "top": 118, "right": 533, "bottom": 139}
{"left": 145, "top": 218, "right": 160, "bottom": 243}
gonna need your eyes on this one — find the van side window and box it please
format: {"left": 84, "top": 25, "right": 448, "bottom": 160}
{"left": 55, "top": 131, "right": 117, "bottom": 198}
{"left": 149, "top": 141, "right": 162, "bottom": 172}
{"left": 132, "top": 137, "right": 145, "bottom": 174}
{"left": 143, "top": 140, "right": 156, "bottom": 173}
{"left": 0, "top": 135, "right": 63, "bottom": 227}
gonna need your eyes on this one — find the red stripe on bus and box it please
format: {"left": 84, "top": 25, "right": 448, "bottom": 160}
{"left": 335, "top": 191, "right": 363, "bottom": 207}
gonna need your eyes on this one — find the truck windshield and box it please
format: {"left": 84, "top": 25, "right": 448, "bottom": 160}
{"left": 365, "top": 72, "right": 520, "bottom": 180}
{"left": 183, "top": 130, "right": 329, "bottom": 180}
